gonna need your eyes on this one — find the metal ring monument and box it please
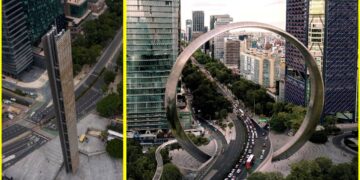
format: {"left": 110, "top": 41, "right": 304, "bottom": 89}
{"left": 165, "top": 22, "right": 324, "bottom": 163}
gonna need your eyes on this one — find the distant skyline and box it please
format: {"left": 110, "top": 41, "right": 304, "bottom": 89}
{"left": 181, "top": 0, "right": 286, "bottom": 30}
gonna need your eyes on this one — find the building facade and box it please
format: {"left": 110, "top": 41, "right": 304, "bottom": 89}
{"left": 67, "top": 0, "right": 89, "bottom": 18}
{"left": 214, "top": 15, "right": 233, "bottom": 61}
{"left": 285, "top": 0, "right": 358, "bottom": 121}
{"left": 192, "top": 11, "right": 204, "bottom": 32}
{"left": 185, "top": 19, "right": 192, "bottom": 42}
{"left": 42, "top": 27, "right": 79, "bottom": 173}
{"left": 127, "top": 0, "right": 180, "bottom": 130}
{"left": 224, "top": 38, "right": 240, "bottom": 68}
{"left": 240, "top": 50, "right": 279, "bottom": 89}
{"left": 22, "top": 0, "right": 65, "bottom": 44}
{"left": 2, "top": 0, "right": 33, "bottom": 77}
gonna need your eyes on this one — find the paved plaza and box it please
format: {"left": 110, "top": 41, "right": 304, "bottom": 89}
{"left": 3, "top": 113, "right": 122, "bottom": 180}
{"left": 260, "top": 132, "right": 355, "bottom": 175}
{"left": 170, "top": 136, "right": 216, "bottom": 171}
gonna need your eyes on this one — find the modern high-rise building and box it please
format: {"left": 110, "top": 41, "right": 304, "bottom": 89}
{"left": 2, "top": 0, "right": 65, "bottom": 77}
{"left": 210, "top": 15, "right": 233, "bottom": 58}
{"left": 285, "top": 0, "right": 358, "bottom": 121}
{"left": 192, "top": 11, "right": 204, "bottom": 32}
{"left": 42, "top": 27, "right": 79, "bottom": 173}
{"left": 2, "top": 0, "right": 33, "bottom": 77}
{"left": 22, "top": 0, "right": 65, "bottom": 44}
{"left": 214, "top": 15, "right": 233, "bottom": 61}
{"left": 185, "top": 19, "right": 192, "bottom": 42}
{"left": 240, "top": 49, "right": 279, "bottom": 89}
{"left": 66, "top": 0, "right": 89, "bottom": 18}
{"left": 127, "top": 0, "right": 180, "bottom": 130}
{"left": 224, "top": 38, "right": 240, "bottom": 68}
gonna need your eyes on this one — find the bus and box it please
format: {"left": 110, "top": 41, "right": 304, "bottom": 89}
{"left": 246, "top": 154, "right": 255, "bottom": 169}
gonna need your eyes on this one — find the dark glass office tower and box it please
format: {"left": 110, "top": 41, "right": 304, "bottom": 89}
{"left": 192, "top": 11, "right": 204, "bottom": 32}
{"left": 22, "top": 0, "right": 65, "bottom": 44}
{"left": 127, "top": 0, "right": 180, "bottom": 130}
{"left": 2, "top": 0, "right": 33, "bottom": 77}
{"left": 42, "top": 27, "right": 79, "bottom": 173}
{"left": 285, "top": 0, "right": 358, "bottom": 121}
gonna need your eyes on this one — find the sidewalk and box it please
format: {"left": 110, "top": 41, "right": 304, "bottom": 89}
{"left": 211, "top": 115, "right": 236, "bottom": 144}
{"left": 4, "top": 68, "right": 48, "bottom": 89}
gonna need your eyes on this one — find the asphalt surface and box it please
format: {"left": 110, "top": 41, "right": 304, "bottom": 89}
{"left": 332, "top": 132, "right": 357, "bottom": 156}
{"left": 2, "top": 133, "right": 48, "bottom": 170}
{"left": 3, "top": 124, "right": 29, "bottom": 143}
{"left": 190, "top": 57, "right": 271, "bottom": 180}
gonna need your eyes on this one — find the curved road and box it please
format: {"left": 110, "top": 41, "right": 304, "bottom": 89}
{"left": 332, "top": 132, "right": 357, "bottom": 156}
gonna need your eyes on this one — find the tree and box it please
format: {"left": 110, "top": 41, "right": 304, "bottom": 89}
{"left": 160, "top": 148, "right": 172, "bottom": 164}
{"left": 270, "top": 112, "right": 288, "bottom": 133}
{"left": 309, "top": 130, "right": 328, "bottom": 144}
{"left": 104, "top": 70, "right": 117, "bottom": 85}
{"left": 228, "top": 122, "right": 234, "bottom": 129}
{"left": 106, "top": 139, "right": 122, "bottom": 158}
{"left": 286, "top": 160, "right": 322, "bottom": 180}
{"left": 248, "top": 172, "right": 284, "bottom": 180}
{"left": 161, "top": 163, "right": 182, "bottom": 180}
{"left": 96, "top": 93, "right": 121, "bottom": 117}
{"left": 314, "top": 157, "right": 333, "bottom": 175}
{"left": 328, "top": 163, "right": 356, "bottom": 180}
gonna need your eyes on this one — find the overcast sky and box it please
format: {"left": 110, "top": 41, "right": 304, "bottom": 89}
{"left": 181, "top": 0, "right": 286, "bottom": 30}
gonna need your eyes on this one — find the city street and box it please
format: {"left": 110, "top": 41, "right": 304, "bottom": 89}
{"left": 2, "top": 27, "right": 123, "bottom": 170}
{"left": 189, "top": 56, "right": 271, "bottom": 179}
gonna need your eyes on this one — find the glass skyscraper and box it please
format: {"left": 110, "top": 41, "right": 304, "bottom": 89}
{"left": 285, "top": 0, "right": 358, "bottom": 121}
{"left": 127, "top": 0, "right": 180, "bottom": 130}
{"left": 22, "top": 0, "right": 65, "bottom": 44}
{"left": 192, "top": 11, "right": 204, "bottom": 32}
{"left": 3, "top": 0, "right": 33, "bottom": 77}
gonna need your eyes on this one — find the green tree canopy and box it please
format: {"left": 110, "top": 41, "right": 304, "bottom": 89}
{"left": 248, "top": 172, "right": 284, "bottom": 180}
{"left": 96, "top": 93, "right": 121, "bottom": 117}
{"left": 106, "top": 139, "right": 122, "bottom": 158}
{"left": 160, "top": 163, "right": 182, "bottom": 180}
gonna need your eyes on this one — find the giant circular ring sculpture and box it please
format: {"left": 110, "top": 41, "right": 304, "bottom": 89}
{"left": 165, "top": 22, "right": 324, "bottom": 162}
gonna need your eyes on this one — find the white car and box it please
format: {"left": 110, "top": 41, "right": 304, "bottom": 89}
{"left": 231, "top": 169, "right": 236, "bottom": 174}
{"left": 260, "top": 155, "right": 264, "bottom": 160}
{"left": 236, "top": 169, "right": 242, "bottom": 174}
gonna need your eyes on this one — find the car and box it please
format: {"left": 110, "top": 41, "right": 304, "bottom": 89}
{"left": 249, "top": 145, "right": 253, "bottom": 149}
{"left": 260, "top": 155, "right": 264, "bottom": 160}
{"left": 231, "top": 177, "right": 236, "bottom": 180}
{"left": 231, "top": 169, "right": 236, "bottom": 174}
{"left": 262, "top": 132, "right": 266, "bottom": 136}
{"left": 248, "top": 149, "right": 252, "bottom": 154}
{"left": 236, "top": 169, "right": 242, "bottom": 174}
{"left": 263, "top": 143, "right": 266, "bottom": 147}
{"left": 262, "top": 149, "right": 265, "bottom": 155}
{"left": 252, "top": 141, "right": 255, "bottom": 145}
{"left": 228, "top": 173, "right": 233, "bottom": 178}
{"left": 224, "top": 178, "right": 229, "bottom": 180}
{"left": 265, "top": 136, "right": 268, "bottom": 140}
{"left": 235, "top": 164, "right": 239, "bottom": 168}
{"left": 246, "top": 154, "right": 249, "bottom": 159}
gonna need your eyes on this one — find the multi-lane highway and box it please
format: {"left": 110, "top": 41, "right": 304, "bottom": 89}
{"left": 190, "top": 56, "right": 271, "bottom": 179}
